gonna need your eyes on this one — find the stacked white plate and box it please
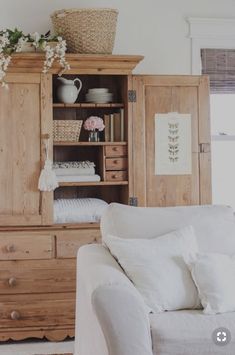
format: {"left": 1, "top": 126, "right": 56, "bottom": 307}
{"left": 85, "top": 88, "right": 113, "bottom": 103}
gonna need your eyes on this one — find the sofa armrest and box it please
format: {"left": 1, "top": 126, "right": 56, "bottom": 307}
{"left": 74, "top": 244, "right": 153, "bottom": 355}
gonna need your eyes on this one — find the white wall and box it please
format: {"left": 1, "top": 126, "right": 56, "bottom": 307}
{"left": 1, "top": 0, "right": 235, "bottom": 74}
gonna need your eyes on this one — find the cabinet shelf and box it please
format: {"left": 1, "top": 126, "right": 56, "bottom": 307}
{"left": 58, "top": 181, "right": 128, "bottom": 187}
{"left": 53, "top": 103, "right": 124, "bottom": 108}
{"left": 53, "top": 141, "right": 127, "bottom": 146}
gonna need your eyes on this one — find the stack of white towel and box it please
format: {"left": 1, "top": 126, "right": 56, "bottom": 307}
{"left": 53, "top": 161, "right": 101, "bottom": 183}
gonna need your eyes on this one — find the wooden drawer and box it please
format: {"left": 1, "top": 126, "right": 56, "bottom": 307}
{"left": 0, "top": 259, "right": 76, "bottom": 294}
{"left": 0, "top": 293, "right": 75, "bottom": 329}
{"left": 105, "top": 170, "right": 128, "bottom": 181}
{"left": 105, "top": 145, "right": 127, "bottom": 157}
{"left": 0, "top": 233, "right": 54, "bottom": 261}
{"left": 105, "top": 157, "right": 128, "bottom": 171}
{"left": 56, "top": 229, "right": 101, "bottom": 259}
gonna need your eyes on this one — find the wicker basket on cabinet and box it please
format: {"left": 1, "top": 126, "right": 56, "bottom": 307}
{"left": 51, "top": 8, "right": 118, "bottom": 54}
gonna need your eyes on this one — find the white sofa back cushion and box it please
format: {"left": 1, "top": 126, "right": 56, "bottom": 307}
{"left": 101, "top": 203, "right": 235, "bottom": 255}
{"left": 105, "top": 226, "right": 200, "bottom": 313}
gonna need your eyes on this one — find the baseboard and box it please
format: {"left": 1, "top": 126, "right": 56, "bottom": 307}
{"left": 0, "top": 339, "right": 74, "bottom": 355}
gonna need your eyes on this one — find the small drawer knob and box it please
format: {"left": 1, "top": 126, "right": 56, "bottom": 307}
{"left": 10, "top": 310, "right": 21, "bottom": 320}
{"left": 6, "top": 244, "right": 16, "bottom": 253}
{"left": 112, "top": 147, "right": 118, "bottom": 151}
{"left": 8, "top": 277, "right": 17, "bottom": 287}
{"left": 112, "top": 174, "right": 118, "bottom": 179}
{"left": 113, "top": 160, "right": 118, "bottom": 164}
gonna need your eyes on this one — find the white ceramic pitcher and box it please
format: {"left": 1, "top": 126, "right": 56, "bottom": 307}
{"left": 57, "top": 77, "right": 82, "bottom": 104}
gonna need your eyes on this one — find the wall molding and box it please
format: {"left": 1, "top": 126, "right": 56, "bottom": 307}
{"left": 187, "top": 17, "right": 235, "bottom": 74}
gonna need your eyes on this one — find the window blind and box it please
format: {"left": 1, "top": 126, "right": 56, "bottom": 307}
{"left": 201, "top": 48, "right": 235, "bottom": 94}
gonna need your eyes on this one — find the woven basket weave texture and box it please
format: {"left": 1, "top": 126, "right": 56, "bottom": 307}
{"left": 51, "top": 8, "right": 118, "bottom": 54}
{"left": 53, "top": 120, "right": 82, "bottom": 142}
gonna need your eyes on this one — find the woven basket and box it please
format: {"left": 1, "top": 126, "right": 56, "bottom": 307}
{"left": 53, "top": 120, "right": 82, "bottom": 142}
{"left": 51, "top": 8, "right": 118, "bottom": 54}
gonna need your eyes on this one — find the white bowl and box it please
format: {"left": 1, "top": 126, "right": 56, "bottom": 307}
{"left": 88, "top": 88, "right": 109, "bottom": 94}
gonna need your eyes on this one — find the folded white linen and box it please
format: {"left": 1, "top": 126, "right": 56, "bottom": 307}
{"left": 57, "top": 174, "right": 101, "bottom": 183}
{"left": 53, "top": 161, "right": 95, "bottom": 169}
{"left": 54, "top": 198, "right": 108, "bottom": 224}
{"left": 54, "top": 167, "right": 95, "bottom": 176}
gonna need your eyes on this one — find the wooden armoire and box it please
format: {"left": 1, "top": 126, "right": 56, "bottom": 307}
{"left": 0, "top": 53, "right": 211, "bottom": 341}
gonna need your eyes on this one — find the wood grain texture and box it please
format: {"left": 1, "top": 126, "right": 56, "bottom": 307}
{"left": 8, "top": 53, "right": 144, "bottom": 75}
{"left": 0, "top": 292, "right": 75, "bottom": 329}
{"left": 0, "top": 74, "right": 42, "bottom": 226}
{"left": 0, "top": 234, "right": 54, "bottom": 260}
{"left": 132, "top": 75, "right": 211, "bottom": 207}
{"left": 40, "top": 74, "right": 54, "bottom": 225}
{"left": 56, "top": 229, "right": 101, "bottom": 258}
{"left": 0, "top": 259, "right": 76, "bottom": 294}
{"left": 0, "top": 328, "right": 74, "bottom": 341}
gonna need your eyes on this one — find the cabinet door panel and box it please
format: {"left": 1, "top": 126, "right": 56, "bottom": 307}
{"left": 131, "top": 75, "right": 211, "bottom": 207}
{"left": 0, "top": 74, "right": 53, "bottom": 225}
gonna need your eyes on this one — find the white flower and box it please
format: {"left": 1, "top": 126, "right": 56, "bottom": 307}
{"left": 30, "top": 32, "right": 41, "bottom": 47}
{"left": 15, "top": 37, "right": 27, "bottom": 52}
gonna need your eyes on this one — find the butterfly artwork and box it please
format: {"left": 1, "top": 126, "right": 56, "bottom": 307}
{"left": 168, "top": 123, "right": 179, "bottom": 129}
{"left": 168, "top": 136, "right": 179, "bottom": 142}
{"left": 155, "top": 113, "right": 192, "bottom": 175}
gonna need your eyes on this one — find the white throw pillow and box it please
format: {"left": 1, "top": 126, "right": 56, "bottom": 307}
{"left": 104, "top": 226, "right": 200, "bottom": 313}
{"left": 185, "top": 253, "right": 235, "bottom": 314}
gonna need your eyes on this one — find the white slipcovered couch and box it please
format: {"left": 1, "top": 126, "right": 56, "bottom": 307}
{"left": 74, "top": 203, "right": 235, "bottom": 355}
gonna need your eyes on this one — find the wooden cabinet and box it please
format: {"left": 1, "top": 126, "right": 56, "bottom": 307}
{"left": 0, "top": 54, "right": 211, "bottom": 341}
{"left": 131, "top": 75, "right": 212, "bottom": 207}
{"left": 0, "top": 73, "right": 53, "bottom": 226}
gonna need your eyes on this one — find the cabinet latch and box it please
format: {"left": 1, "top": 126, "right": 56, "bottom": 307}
{"left": 128, "top": 90, "right": 136, "bottom": 102}
{"left": 129, "top": 197, "right": 138, "bottom": 206}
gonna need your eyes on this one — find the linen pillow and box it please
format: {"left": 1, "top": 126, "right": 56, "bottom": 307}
{"left": 185, "top": 253, "right": 235, "bottom": 314}
{"left": 104, "top": 226, "right": 200, "bottom": 313}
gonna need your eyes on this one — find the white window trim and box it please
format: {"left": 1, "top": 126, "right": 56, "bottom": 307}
{"left": 187, "top": 17, "right": 235, "bottom": 74}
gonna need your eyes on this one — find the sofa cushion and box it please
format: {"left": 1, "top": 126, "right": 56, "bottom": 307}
{"left": 150, "top": 310, "right": 235, "bottom": 355}
{"left": 185, "top": 252, "right": 235, "bottom": 314}
{"left": 104, "top": 226, "right": 200, "bottom": 313}
{"left": 101, "top": 203, "right": 235, "bottom": 255}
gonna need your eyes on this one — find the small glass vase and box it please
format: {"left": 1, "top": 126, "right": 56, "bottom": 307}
{"left": 88, "top": 130, "right": 100, "bottom": 142}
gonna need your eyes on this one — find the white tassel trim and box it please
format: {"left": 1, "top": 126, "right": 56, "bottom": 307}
{"left": 38, "top": 159, "right": 58, "bottom": 192}
{"left": 38, "top": 138, "right": 58, "bottom": 192}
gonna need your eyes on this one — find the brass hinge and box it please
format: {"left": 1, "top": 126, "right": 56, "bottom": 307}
{"left": 128, "top": 90, "right": 136, "bottom": 102}
{"left": 129, "top": 197, "right": 138, "bottom": 206}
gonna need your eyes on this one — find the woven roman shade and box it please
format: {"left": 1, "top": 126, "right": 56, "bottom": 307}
{"left": 201, "top": 48, "right": 235, "bottom": 93}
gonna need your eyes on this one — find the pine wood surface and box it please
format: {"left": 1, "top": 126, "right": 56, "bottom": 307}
{"left": 0, "top": 259, "right": 76, "bottom": 294}
{"left": 131, "top": 75, "right": 212, "bottom": 207}
{"left": 0, "top": 233, "right": 54, "bottom": 260}
{"left": 8, "top": 53, "right": 144, "bottom": 75}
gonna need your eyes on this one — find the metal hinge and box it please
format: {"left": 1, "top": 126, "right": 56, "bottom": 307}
{"left": 129, "top": 197, "right": 138, "bottom": 206}
{"left": 199, "top": 143, "right": 211, "bottom": 153}
{"left": 128, "top": 90, "right": 136, "bottom": 102}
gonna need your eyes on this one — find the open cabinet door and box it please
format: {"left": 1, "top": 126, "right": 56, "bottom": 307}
{"left": 131, "top": 75, "right": 212, "bottom": 207}
{"left": 0, "top": 73, "right": 53, "bottom": 226}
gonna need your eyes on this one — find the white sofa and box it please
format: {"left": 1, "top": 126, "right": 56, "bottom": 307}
{"left": 74, "top": 203, "right": 235, "bottom": 355}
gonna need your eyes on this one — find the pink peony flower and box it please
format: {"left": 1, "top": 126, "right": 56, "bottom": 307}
{"left": 83, "top": 116, "right": 105, "bottom": 131}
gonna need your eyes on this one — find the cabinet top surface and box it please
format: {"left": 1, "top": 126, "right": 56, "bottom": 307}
{"left": 8, "top": 53, "right": 144, "bottom": 75}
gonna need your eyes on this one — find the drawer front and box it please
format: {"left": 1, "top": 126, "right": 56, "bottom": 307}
{"left": 105, "top": 145, "right": 127, "bottom": 157}
{"left": 56, "top": 229, "right": 101, "bottom": 259}
{"left": 0, "top": 234, "right": 54, "bottom": 261}
{"left": 106, "top": 170, "right": 128, "bottom": 181}
{"left": 0, "top": 293, "right": 75, "bottom": 328}
{"left": 105, "top": 157, "right": 128, "bottom": 171}
{"left": 0, "top": 259, "right": 76, "bottom": 294}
